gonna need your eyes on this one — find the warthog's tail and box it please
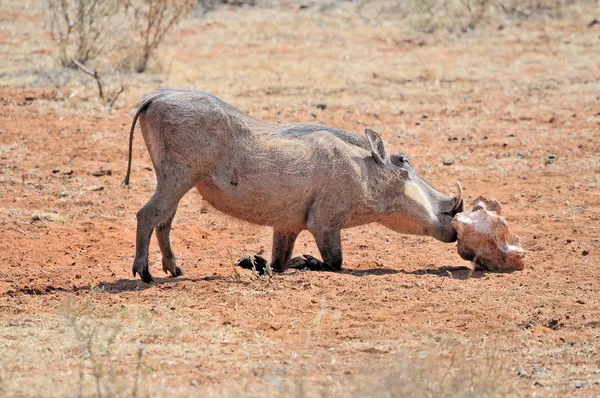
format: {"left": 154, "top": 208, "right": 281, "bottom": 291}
{"left": 122, "top": 92, "right": 167, "bottom": 186}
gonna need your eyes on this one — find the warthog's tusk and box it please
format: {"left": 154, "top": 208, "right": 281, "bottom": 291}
{"left": 453, "top": 182, "right": 463, "bottom": 212}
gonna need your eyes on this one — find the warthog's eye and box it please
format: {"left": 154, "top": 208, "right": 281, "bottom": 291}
{"left": 391, "top": 154, "right": 410, "bottom": 168}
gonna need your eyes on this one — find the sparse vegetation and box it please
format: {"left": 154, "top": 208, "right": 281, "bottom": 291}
{"left": 46, "top": 0, "right": 195, "bottom": 73}
{"left": 124, "top": 0, "right": 196, "bottom": 73}
{"left": 356, "top": 0, "right": 597, "bottom": 32}
{"left": 46, "top": 0, "right": 121, "bottom": 67}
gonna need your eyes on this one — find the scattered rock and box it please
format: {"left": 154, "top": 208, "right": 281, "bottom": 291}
{"left": 443, "top": 157, "right": 455, "bottom": 166}
{"left": 91, "top": 169, "right": 112, "bottom": 177}
{"left": 452, "top": 196, "right": 525, "bottom": 272}
{"left": 422, "top": 112, "right": 428, "bottom": 118}
{"left": 517, "top": 367, "right": 528, "bottom": 378}
{"left": 588, "top": 19, "right": 599, "bottom": 27}
{"left": 315, "top": 103, "right": 327, "bottom": 110}
{"left": 51, "top": 168, "right": 60, "bottom": 173}
{"left": 582, "top": 250, "right": 589, "bottom": 256}
{"left": 545, "top": 318, "right": 562, "bottom": 330}
{"left": 88, "top": 185, "right": 104, "bottom": 192}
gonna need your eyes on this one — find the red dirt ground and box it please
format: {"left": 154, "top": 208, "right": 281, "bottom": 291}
{"left": 0, "top": 2, "right": 599, "bottom": 396}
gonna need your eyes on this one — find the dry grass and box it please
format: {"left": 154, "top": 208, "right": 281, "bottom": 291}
{"left": 0, "top": 289, "right": 519, "bottom": 397}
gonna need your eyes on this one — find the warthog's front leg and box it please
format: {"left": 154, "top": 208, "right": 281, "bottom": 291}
{"left": 236, "top": 230, "right": 298, "bottom": 274}
{"left": 155, "top": 203, "right": 183, "bottom": 277}
{"left": 287, "top": 228, "right": 343, "bottom": 272}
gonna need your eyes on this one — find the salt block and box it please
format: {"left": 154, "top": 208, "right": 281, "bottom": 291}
{"left": 451, "top": 196, "right": 525, "bottom": 272}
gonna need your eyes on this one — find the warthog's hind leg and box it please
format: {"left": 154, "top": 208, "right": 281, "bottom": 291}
{"left": 155, "top": 203, "right": 183, "bottom": 277}
{"left": 132, "top": 174, "right": 192, "bottom": 283}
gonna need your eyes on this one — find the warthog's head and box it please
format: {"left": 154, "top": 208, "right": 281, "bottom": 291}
{"left": 365, "top": 129, "right": 464, "bottom": 243}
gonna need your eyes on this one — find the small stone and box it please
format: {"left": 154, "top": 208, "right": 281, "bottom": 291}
{"left": 443, "top": 157, "right": 455, "bottom": 166}
{"left": 422, "top": 112, "right": 429, "bottom": 118}
{"left": 88, "top": 185, "right": 104, "bottom": 192}
{"left": 52, "top": 168, "right": 60, "bottom": 173}
{"left": 316, "top": 103, "right": 327, "bottom": 110}
{"left": 503, "top": 142, "right": 508, "bottom": 147}
{"left": 415, "top": 122, "right": 420, "bottom": 126}
{"left": 582, "top": 250, "right": 589, "bottom": 256}
{"left": 545, "top": 155, "right": 557, "bottom": 165}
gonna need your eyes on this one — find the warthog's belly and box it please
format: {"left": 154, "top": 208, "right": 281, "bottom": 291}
{"left": 196, "top": 181, "right": 309, "bottom": 230}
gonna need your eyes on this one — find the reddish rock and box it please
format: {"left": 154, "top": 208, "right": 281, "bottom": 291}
{"left": 452, "top": 197, "right": 525, "bottom": 272}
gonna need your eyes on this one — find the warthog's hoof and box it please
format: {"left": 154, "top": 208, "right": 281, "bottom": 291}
{"left": 162, "top": 261, "right": 184, "bottom": 277}
{"left": 287, "top": 255, "right": 336, "bottom": 271}
{"left": 235, "top": 255, "right": 269, "bottom": 274}
{"left": 133, "top": 265, "right": 154, "bottom": 283}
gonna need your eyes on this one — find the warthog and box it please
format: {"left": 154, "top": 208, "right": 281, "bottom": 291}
{"left": 124, "top": 89, "right": 464, "bottom": 283}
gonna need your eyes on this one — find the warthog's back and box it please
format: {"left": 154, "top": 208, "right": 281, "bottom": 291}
{"left": 139, "top": 90, "right": 372, "bottom": 230}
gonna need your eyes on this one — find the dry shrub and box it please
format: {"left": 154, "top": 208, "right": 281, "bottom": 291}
{"left": 123, "top": 0, "right": 196, "bottom": 73}
{"left": 46, "top": 0, "right": 121, "bottom": 67}
{"left": 356, "top": 0, "right": 597, "bottom": 32}
{"left": 46, "top": 0, "right": 195, "bottom": 72}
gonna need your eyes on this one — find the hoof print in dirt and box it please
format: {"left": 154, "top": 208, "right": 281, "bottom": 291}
{"left": 236, "top": 255, "right": 269, "bottom": 274}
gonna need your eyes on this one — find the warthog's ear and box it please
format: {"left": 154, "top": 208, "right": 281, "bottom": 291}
{"left": 365, "top": 128, "right": 390, "bottom": 166}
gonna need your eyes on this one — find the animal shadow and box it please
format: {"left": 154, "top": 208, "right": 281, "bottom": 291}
{"left": 76, "top": 276, "right": 224, "bottom": 294}
{"left": 339, "top": 267, "right": 403, "bottom": 276}
{"left": 400, "top": 266, "right": 487, "bottom": 280}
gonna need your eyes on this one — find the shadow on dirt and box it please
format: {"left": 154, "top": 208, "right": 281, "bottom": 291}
{"left": 341, "top": 266, "right": 487, "bottom": 280}
{"left": 76, "top": 276, "right": 225, "bottom": 294}
{"left": 401, "top": 266, "right": 487, "bottom": 280}
{"left": 340, "top": 268, "right": 404, "bottom": 276}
